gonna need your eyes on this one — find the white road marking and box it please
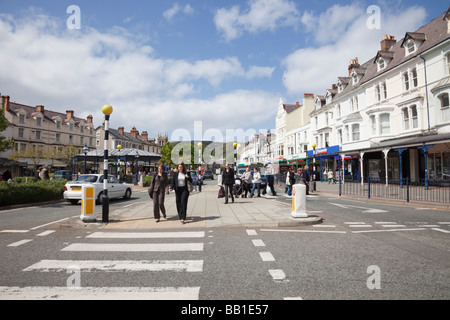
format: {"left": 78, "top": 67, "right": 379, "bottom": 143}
{"left": 284, "top": 297, "right": 303, "bottom": 300}
{"left": 348, "top": 225, "right": 372, "bottom": 228}
{"left": 7, "top": 239, "right": 33, "bottom": 247}
{"left": 417, "top": 225, "right": 440, "bottom": 228}
{"left": 313, "top": 225, "right": 336, "bottom": 228}
{"left": 269, "top": 269, "right": 286, "bottom": 281}
{"left": 344, "top": 222, "right": 366, "bottom": 224}
{"left": 0, "top": 286, "right": 200, "bottom": 300}
{"left": 87, "top": 231, "right": 205, "bottom": 238}
{"left": 61, "top": 243, "right": 204, "bottom": 252}
{"left": 0, "top": 230, "right": 29, "bottom": 233}
{"left": 261, "top": 229, "right": 347, "bottom": 234}
{"left": 382, "top": 224, "right": 406, "bottom": 228}
{"left": 352, "top": 228, "right": 426, "bottom": 234}
{"left": 246, "top": 230, "right": 257, "bottom": 236}
{"left": 23, "top": 260, "right": 203, "bottom": 272}
{"left": 30, "top": 218, "right": 69, "bottom": 230}
{"left": 431, "top": 228, "right": 450, "bottom": 234}
{"left": 259, "top": 252, "right": 275, "bottom": 262}
{"left": 252, "top": 239, "right": 266, "bottom": 247}
{"left": 36, "top": 230, "right": 56, "bottom": 236}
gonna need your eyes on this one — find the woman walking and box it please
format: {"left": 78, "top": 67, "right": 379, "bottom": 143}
{"left": 169, "top": 163, "right": 192, "bottom": 224}
{"left": 149, "top": 163, "right": 168, "bottom": 222}
{"left": 222, "top": 164, "right": 235, "bottom": 204}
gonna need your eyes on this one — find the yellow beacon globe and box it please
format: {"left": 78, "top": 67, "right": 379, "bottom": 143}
{"left": 102, "top": 104, "right": 113, "bottom": 115}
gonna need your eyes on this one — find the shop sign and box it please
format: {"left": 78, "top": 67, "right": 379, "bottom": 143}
{"left": 308, "top": 145, "right": 340, "bottom": 157}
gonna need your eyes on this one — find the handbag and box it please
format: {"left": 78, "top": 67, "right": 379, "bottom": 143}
{"left": 218, "top": 186, "right": 225, "bottom": 198}
{"left": 188, "top": 180, "right": 193, "bottom": 192}
{"left": 148, "top": 186, "right": 153, "bottom": 199}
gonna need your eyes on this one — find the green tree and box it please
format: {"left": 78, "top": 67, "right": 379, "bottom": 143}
{"left": 0, "top": 108, "right": 14, "bottom": 152}
{"left": 160, "top": 142, "right": 175, "bottom": 168}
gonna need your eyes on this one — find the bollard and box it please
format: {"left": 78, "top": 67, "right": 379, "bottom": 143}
{"left": 81, "top": 184, "right": 96, "bottom": 222}
{"left": 291, "top": 184, "right": 308, "bottom": 218}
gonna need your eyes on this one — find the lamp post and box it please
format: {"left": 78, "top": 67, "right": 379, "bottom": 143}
{"left": 197, "top": 142, "right": 202, "bottom": 168}
{"left": 102, "top": 104, "right": 113, "bottom": 223}
{"left": 312, "top": 143, "right": 317, "bottom": 191}
{"left": 134, "top": 150, "right": 139, "bottom": 186}
{"left": 233, "top": 142, "right": 238, "bottom": 170}
{"left": 82, "top": 144, "right": 89, "bottom": 174}
{"left": 117, "top": 144, "right": 122, "bottom": 180}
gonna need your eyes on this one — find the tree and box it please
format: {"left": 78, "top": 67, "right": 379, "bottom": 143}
{"left": 0, "top": 108, "right": 14, "bottom": 152}
{"left": 160, "top": 142, "right": 175, "bottom": 168}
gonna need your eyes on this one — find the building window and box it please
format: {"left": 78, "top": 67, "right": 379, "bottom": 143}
{"left": 382, "top": 82, "right": 387, "bottom": 99}
{"left": 405, "top": 39, "right": 415, "bottom": 55}
{"left": 402, "top": 108, "right": 410, "bottom": 130}
{"left": 352, "top": 74, "right": 358, "bottom": 85}
{"left": 376, "top": 85, "right": 381, "bottom": 102}
{"left": 36, "top": 131, "right": 41, "bottom": 140}
{"left": 446, "top": 52, "right": 450, "bottom": 75}
{"left": 370, "top": 116, "right": 376, "bottom": 135}
{"left": 345, "top": 125, "right": 349, "bottom": 142}
{"left": 36, "top": 117, "right": 41, "bottom": 127}
{"left": 56, "top": 133, "right": 60, "bottom": 142}
{"left": 411, "top": 105, "right": 418, "bottom": 128}
{"left": 338, "top": 129, "right": 342, "bottom": 145}
{"left": 352, "top": 124, "right": 360, "bottom": 141}
{"left": 336, "top": 104, "right": 341, "bottom": 118}
{"left": 69, "top": 135, "right": 73, "bottom": 144}
{"left": 69, "top": 123, "right": 74, "bottom": 131}
{"left": 80, "top": 126, "right": 84, "bottom": 133}
{"left": 403, "top": 72, "right": 410, "bottom": 91}
{"left": 19, "top": 114, "right": 25, "bottom": 124}
{"left": 18, "top": 128, "right": 24, "bottom": 138}
{"left": 411, "top": 68, "right": 418, "bottom": 88}
{"left": 379, "top": 114, "right": 390, "bottom": 134}
{"left": 377, "top": 58, "right": 385, "bottom": 71}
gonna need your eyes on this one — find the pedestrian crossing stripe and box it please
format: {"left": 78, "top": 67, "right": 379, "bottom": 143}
{"left": 0, "top": 286, "right": 200, "bottom": 300}
{"left": 61, "top": 243, "right": 204, "bottom": 252}
{"left": 23, "top": 260, "right": 204, "bottom": 272}
{"left": 86, "top": 231, "right": 205, "bottom": 238}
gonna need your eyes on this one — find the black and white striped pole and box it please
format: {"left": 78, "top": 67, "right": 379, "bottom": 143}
{"left": 102, "top": 104, "right": 113, "bottom": 223}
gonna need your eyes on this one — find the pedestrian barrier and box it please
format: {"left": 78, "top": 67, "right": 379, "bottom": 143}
{"left": 81, "top": 184, "right": 96, "bottom": 222}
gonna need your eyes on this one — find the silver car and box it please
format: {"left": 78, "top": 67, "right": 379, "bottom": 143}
{"left": 63, "top": 174, "right": 132, "bottom": 205}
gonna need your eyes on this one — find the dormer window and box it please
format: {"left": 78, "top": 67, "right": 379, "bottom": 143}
{"left": 405, "top": 39, "right": 416, "bottom": 55}
{"left": 352, "top": 73, "right": 358, "bottom": 85}
{"left": 377, "top": 57, "right": 385, "bottom": 71}
{"left": 337, "top": 82, "right": 343, "bottom": 93}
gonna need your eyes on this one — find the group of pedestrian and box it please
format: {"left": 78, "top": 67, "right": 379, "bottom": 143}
{"left": 221, "top": 165, "right": 276, "bottom": 204}
{"left": 148, "top": 162, "right": 192, "bottom": 225}
{"left": 285, "top": 165, "right": 312, "bottom": 195}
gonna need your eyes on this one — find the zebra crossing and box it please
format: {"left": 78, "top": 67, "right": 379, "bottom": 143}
{"left": 0, "top": 230, "right": 206, "bottom": 300}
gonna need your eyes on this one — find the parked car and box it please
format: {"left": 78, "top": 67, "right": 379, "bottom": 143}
{"left": 63, "top": 174, "right": 132, "bottom": 205}
{"left": 54, "top": 170, "right": 72, "bottom": 180}
{"left": 187, "top": 170, "right": 203, "bottom": 185}
{"left": 203, "top": 170, "right": 214, "bottom": 180}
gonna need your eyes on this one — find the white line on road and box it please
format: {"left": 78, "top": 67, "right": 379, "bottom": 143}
{"left": 7, "top": 239, "right": 33, "bottom": 247}
{"left": 352, "top": 228, "right": 426, "bottom": 234}
{"left": 36, "top": 230, "right": 56, "bottom": 236}
{"left": 382, "top": 225, "right": 406, "bottom": 228}
{"left": 431, "top": 228, "right": 450, "bottom": 233}
{"left": 0, "top": 230, "right": 29, "bottom": 233}
{"left": 61, "top": 243, "right": 204, "bottom": 252}
{"left": 23, "top": 260, "right": 204, "bottom": 272}
{"left": 259, "top": 252, "right": 275, "bottom": 262}
{"left": 252, "top": 239, "right": 266, "bottom": 247}
{"left": 269, "top": 269, "right": 286, "bottom": 281}
{"left": 246, "top": 230, "right": 258, "bottom": 236}
{"left": 313, "top": 225, "right": 336, "bottom": 228}
{"left": 0, "top": 286, "right": 200, "bottom": 300}
{"left": 348, "top": 225, "right": 373, "bottom": 228}
{"left": 87, "top": 231, "right": 205, "bottom": 239}
{"left": 30, "top": 218, "right": 69, "bottom": 230}
{"left": 261, "top": 229, "right": 347, "bottom": 234}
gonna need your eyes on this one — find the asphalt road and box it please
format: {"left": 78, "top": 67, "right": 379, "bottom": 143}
{"left": 0, "top": 180, "right": 449, "bottom": 304}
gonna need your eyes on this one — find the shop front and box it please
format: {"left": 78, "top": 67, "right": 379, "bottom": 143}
{"left": 307, "top": 145, "right": 340, "bottom": 182}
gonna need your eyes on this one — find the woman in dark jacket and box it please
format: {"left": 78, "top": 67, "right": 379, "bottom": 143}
{"left": 169, "top": 163, "right": 192, "bottom": 224}
{"left": 222, "top": 164, "right": 235, "bottom": 204}
{"left": 149, "top": 163, "right": 168, "bottom": 222}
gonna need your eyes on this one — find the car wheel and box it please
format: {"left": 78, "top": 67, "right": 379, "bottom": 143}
{"left": 124, "top": 189, "right": 132, "bottom": 200}
{"left": 69, "top": 200, "right": 79, "bottom": 205}
{"left": 96, "top": 192, "right": 103, "bottom": 205}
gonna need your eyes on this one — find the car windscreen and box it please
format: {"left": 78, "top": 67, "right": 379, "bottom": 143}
{"left": 75, "top": 175, "right": 98, "bottom": 183}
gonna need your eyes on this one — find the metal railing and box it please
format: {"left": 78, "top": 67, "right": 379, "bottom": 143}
{"left": 339, "top": 177, "right": 450, "bottom": 204}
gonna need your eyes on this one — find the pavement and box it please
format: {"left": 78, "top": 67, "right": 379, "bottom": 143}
{"left": 63, "top": 179, "right": 450, "bottom": 230}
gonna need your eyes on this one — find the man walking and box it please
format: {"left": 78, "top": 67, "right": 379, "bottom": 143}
{"left": 300, "top": 165, "right": 310, "bottom": 195}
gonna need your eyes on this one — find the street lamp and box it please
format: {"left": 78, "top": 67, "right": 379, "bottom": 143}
{"left": 233, "top": 142, "right": 238, "bottom": 170}
{"left": 82, "top": 144, "right": 89, "bottom": 174}
{"left": 134, "top": 150, "right": 139, "bottom": 186}
{"left": 197, "top": 142, "right": 202, "bottom": 169}
{"left": 117, "top": 144, "right": 122, "bottom": 180}
{"left": 312, "top": 143, "right": 317, "bottom": 191}
{"left": 102, "top": 104, "right": 113, "bottom": 223}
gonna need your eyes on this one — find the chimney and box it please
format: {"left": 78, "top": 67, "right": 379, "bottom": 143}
{"left": 2, "top": 95, "right": 10, "bottom": 112}
{"left": 87, "top": 115, "right": 93, "bottom": 123}
{"left": 381, "top": 34, "right": 396, "bottom": 51}
{"left": 348, "top": 58, "right": 360, "bottom": 76}
{"left": 332, "top": 84, "right": 337, "bottom": 90}
{"left": 118, "top": 126, "right": 124, "bottom": 135}
{"left": 141, "top": 131, "right": 149, "bottom": 140}
{"left": 66, "top": 110, "right": 74, "bottom": 120}
{"left": 36, "top": 105, "right": 45, "bottom": 114}
{"left": 131, "top": 127, "right": 138, "bottom": 138}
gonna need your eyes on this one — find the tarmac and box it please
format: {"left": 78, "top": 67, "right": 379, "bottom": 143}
{"left": 64, "top": 179, "right": 450, "bottom": 230}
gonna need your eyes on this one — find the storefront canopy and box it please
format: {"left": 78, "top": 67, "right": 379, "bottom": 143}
{"left": 72, "top": 148, "right": 161, "bottom": 164}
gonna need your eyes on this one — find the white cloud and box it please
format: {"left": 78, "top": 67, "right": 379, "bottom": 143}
{"left": 163, "top": 3, "right": 195, "bottom": 22}
{"left": 214, "top": 0, "right": 300, "bottom": 41}
{"left": 282, "top": 4, "right": 428, "bottom": 96}
{"left": 0, "top": 11, "right": 277, "bottom": 137}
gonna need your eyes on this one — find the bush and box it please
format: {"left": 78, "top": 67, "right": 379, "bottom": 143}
{"left": 0, "top": 179, "right": 68, "bottom": 207}
{"left": 143, "top": 175, "right": 152, "bottom": 187}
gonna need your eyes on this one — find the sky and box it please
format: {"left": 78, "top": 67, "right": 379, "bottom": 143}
{"left": 0, "top": 0, "right": 447, "bottom": 143}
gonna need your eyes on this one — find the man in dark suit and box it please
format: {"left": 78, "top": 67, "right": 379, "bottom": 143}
{"left": 222, "top": 164, "right": 235, "bottom": 204}
{"left": 149, "top": 164, "right": 168, "bottom": 222}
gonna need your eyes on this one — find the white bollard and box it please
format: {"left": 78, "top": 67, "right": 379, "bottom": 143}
{"left": 291, "top": 184, "right": 308, "bottom": 218}
{"left": 81, "top": 184, "right": 96, "bottom": 222}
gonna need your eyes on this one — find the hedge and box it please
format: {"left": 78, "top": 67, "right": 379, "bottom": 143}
{"left": 0, "top": 179, "right": 67, "bottom": 207}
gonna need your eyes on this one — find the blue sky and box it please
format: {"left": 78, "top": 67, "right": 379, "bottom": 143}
{"left": 0, "top": 0, "right": 447, "bottom": 142}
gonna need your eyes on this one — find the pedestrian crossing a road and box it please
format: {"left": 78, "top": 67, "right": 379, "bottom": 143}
{"left": 0, "top": 230, "right": 207, "bottom": 300}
